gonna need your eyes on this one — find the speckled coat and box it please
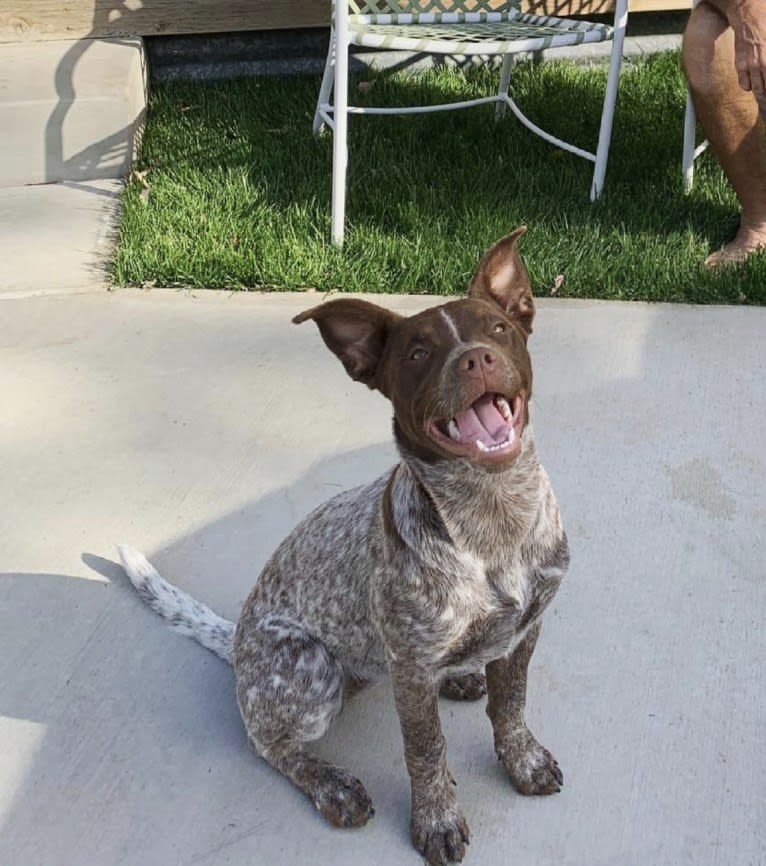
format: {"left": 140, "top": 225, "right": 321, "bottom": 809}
{"left": 120, "top": 228, "right": 570, "bottom": 866}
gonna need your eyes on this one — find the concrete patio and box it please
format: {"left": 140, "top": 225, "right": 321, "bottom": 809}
{"left": 1, "top": 289, "right": 764, "bottom": 866}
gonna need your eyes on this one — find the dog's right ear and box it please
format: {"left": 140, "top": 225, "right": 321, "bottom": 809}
{"left": 293, "top": 299, "right": 402, "bottom": 389}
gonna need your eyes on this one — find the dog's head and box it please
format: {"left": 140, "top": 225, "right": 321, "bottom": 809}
{"left": 293, "top": 227, "right": 535, "bottom": 470}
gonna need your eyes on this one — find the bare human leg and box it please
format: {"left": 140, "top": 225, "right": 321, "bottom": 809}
{"left": 683, "top": 0, "right": 766, "bottom": 266}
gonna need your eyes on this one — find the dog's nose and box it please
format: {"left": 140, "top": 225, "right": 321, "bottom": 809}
{"left": 458, "top": 347, "right": 496, "bottom": 378}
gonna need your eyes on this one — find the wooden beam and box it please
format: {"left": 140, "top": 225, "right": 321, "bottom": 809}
{"left": 627, "top": 0, "right": 690, "bottom": 11}
{"left": 1, "top": 0, "right": 690, "bottom": 43}
{"left": 0, "top": 0, "right": 330, "bottom": 43}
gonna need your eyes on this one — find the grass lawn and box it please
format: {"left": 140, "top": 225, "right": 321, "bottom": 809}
{"left": 114, "top": 51, "right": 766, "bottom": 303}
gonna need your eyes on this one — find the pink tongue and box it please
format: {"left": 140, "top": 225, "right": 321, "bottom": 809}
{"left": 454, "top": 394, "right": 510, "bottom": 445}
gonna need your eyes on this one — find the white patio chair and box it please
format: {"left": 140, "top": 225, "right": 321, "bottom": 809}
{"left": 682, "top": 96, "right": 709, "bottom": 192}
{"left": 313, "top": 0, "right": 629, "bottom": 245}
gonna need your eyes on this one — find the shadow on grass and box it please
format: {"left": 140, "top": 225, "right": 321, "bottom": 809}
{"left": 116, "top": 51, "right": 765, "bottom": 303}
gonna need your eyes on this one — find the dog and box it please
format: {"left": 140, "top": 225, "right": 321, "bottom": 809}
{"left": 119, "top": 226, "right": 569, "bottom": 866}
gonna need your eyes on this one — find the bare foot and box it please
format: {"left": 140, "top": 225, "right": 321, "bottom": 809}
{"left": 704, "top": 223, "right": 766, "bottom": 268}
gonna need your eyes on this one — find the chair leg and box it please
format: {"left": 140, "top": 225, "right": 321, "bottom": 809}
{"left": 682, "top": 90, "right": 697, "bottom": 193}
{"left": 495, "top": 55, "right": 513, "bottom": 121}
{"left": 331, "top": 37, "right": 349, "bottom": 247}
{"left": 313, "top": 31, "right": 335, "bottom": 138}
{"left": 589, "top": 7, "right": 627, "bottom": 201}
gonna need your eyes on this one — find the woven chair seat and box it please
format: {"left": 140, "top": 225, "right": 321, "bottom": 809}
{"left": 316, "top": 0, "right": 628, "bottom": 244}
{"left": 348, "top": 10, "right": 614, "bottom": 55}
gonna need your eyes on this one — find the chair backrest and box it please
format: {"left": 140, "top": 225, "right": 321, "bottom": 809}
{"left": 348, "top": 0, "right": 515, "bottom": 14}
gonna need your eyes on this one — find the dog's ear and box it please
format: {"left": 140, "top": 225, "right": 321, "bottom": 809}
{"left": 468, "top": 226, "right": 535, "bottom": 336}
{"left": 293, "top": 299, "right": 402, "bottom": 388}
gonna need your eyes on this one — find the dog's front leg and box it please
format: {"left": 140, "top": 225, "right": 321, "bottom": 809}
{"left": 485, "top": 622, "right": 563, "bottom": 795}
{"left": 391, "top": 663, "right": 470, "bottom": 866}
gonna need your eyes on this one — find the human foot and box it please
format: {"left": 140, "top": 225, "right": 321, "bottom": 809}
{"left": 704, "top": 223, "right": 766, "bottom": 268}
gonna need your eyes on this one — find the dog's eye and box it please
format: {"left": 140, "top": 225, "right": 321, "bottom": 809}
{"left": 409, "top": 348, "right": 429, "bottom": 361}
{"left": 492, "top": 322, "right": 506, "bottom": 334}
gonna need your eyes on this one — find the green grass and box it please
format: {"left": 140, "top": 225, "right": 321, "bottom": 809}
{"left": 114, "top": 52, "right": 766, "bottom": 303}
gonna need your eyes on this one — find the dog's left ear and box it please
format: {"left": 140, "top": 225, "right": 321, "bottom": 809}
{"left": 293, "top": 299, "right": 402, "bottom": 389}
{"left": 468, "top": 226, "right": 535, "bottom": 336}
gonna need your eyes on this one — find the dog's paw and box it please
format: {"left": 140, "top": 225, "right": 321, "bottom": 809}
{"left": 439, "top": 672, "right": 486, "bottom": 702}
{"left": 311, "top": 766, "right": 375, "bottom": 828}
{"left": 497, "top": 730, "right": 563, "bottom": 796}
{"left": 411, "top": 807, "right": 470, "bottom": 866}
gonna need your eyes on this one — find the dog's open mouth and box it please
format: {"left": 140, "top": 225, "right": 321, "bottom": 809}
{"left": 428, "top": 392, "right": 525, "bottom": 460}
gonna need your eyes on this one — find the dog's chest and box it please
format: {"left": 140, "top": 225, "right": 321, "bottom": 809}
{"left": 434, "top": 546, "right": 565, "bottom": 672}
{"left": 380, "top": 448, "right": 568, "bottom": 671}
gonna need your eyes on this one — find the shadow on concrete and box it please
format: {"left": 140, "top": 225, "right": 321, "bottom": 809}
{"left": 0, "top": 444, "right": 416, "bottom": 865}
{"left": 44, "top": 1, "right": 145, "bottom": 184}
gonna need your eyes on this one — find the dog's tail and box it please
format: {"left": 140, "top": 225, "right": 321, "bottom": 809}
{"left": 118, "top": 545, "right": 235, "bottom": 665}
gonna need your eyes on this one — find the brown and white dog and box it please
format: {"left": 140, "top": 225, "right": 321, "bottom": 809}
{"left": 119, "top": 227, "right": 569, "bottom": 866}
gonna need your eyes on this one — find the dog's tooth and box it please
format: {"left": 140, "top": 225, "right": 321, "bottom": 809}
{"left": 448, "top": 419, "right": 460, "bottom": 441}
{"left": 495, "top": 395, "right": 512, "bottom": 420}
{"left": 475, "top": 440, "right": 489, "bottom": 452}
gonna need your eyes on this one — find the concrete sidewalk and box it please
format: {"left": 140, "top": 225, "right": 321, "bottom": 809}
{"left": 1, "top": 289, "right": 764, "bottom": 866}
{"left": 0, "top": 180, "right": 122, "bottom": 298}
